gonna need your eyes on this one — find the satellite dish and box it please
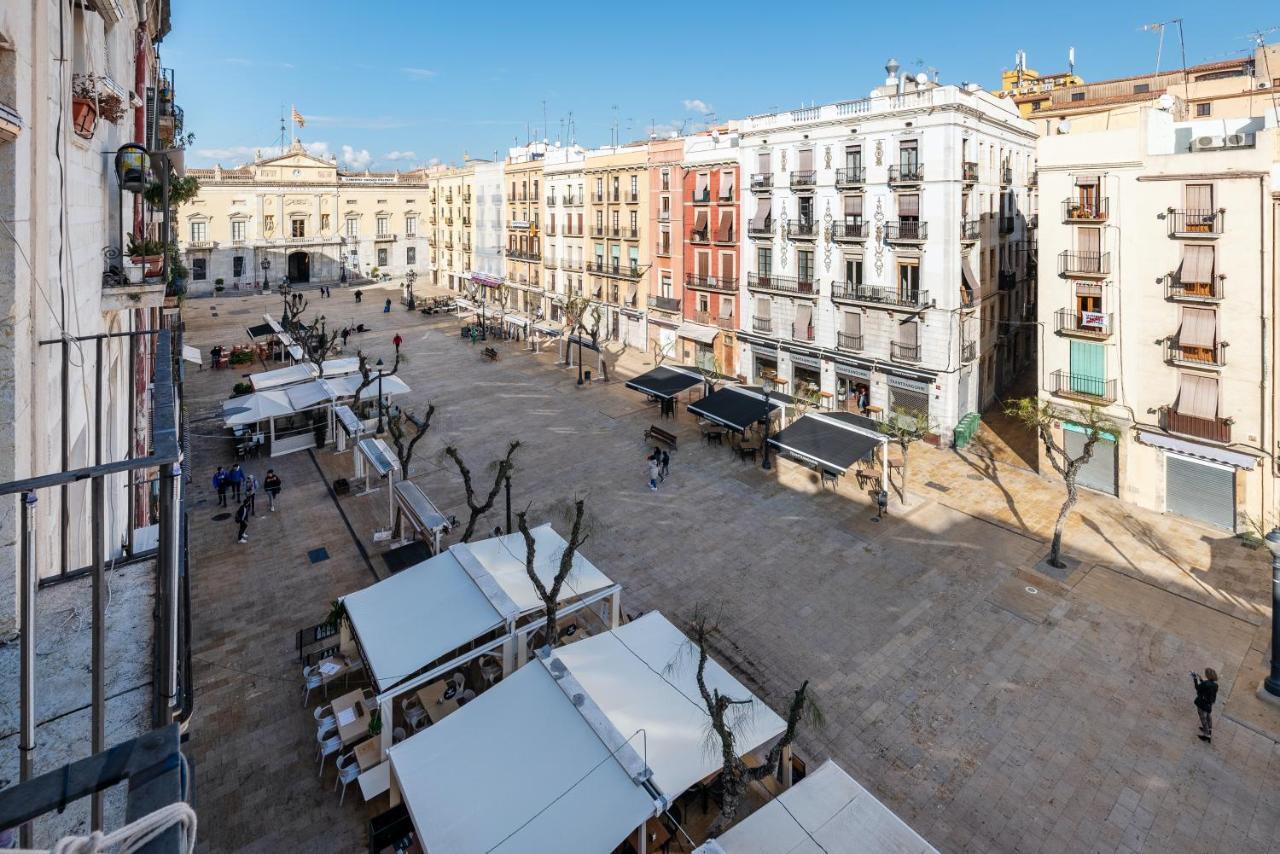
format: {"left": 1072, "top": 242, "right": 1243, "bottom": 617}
{"left": 1157, "top": 94, "right": 1174, "bottom": 111}
{"left": 1058, "top": 119, "right": 1072, "bottom": 134}
{"left": 915, "top": 72, "right": 929, "bottom": 85}
{"left": 711, "top": 131, "right": 720, "bottom": 142}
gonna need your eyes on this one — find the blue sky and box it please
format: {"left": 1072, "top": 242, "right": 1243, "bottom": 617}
{"left": 164, "top": 1, "right": 1273, "bottom": 171}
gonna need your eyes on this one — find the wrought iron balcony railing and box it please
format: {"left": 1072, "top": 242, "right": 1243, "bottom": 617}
{"left": 747, "top": 273, "right": 817, "bottom": 297}
{"left": 1051, "top": 369, "right": 1115, "bottom": 402}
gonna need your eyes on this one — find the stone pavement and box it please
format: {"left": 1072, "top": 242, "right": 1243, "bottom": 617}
{"left": 180, "top": 284, "right": 1280, "bottom": 853}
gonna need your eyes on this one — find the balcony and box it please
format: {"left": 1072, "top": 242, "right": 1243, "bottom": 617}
{"left": 890, "top": 341, "right": 921, "bottom": 363}
{"left": 1160, "top": 407, "right": 1231, "bottom": 444}
{"left": 592, "top": 192, "right": 604, "bottom": 203}
{"left": 831, "top": 282, "right": 928, "bottom": 309}
{"left": 508, "top": 248, "right": 542, "bottom": 262}
{"left": 1168, "top": 209, "right": 1224, "bottom": 238}
{"left": 692, "top": 188, "right": 711, "bottom": 204}
{"left": 624, "top": 227, "right": 640, "bottom": 241}
{"left": 648, "top": 295, "right": 681, "bottom": 313}
{"left": 747, "top": 273, "right": 817, "bottom": 297}
{"left": 831, "top": 220, "right": 869, "bottom": 242}
{"left": 786, "top": 219, "right": 818, "bottom": 240}
{"left": 1058, "top": 251, "right": 1110, "bottom": 278}
{"left": 835, "top": 167, "right": 866, "bottom": 188}
{"left": 693, "top": 311, "right": 736, "bottom": 330}
{"left": 1062, "top": 198, "right": 1109, "bottom": 222}
{"left": 563, "top": 196, "right": 582, "bottom": 207}
{"left": 836, "top": 332, "right": 863, "bottom": 351}
{"left": 375, "top": 232, "right": 396, "bottom": 242}
{"left": 1055, "top": 309, "right": 1112, "bottom": 339}
{"left": 586, "top": 261, "right": 643, "bottom": 280}
{"left": 791, "top": 323, "right": 815, "bottom": 342}
{"left": 690, "top": 229, "right": 710, "bottom": 244}
{"left": 962, "top": 162, "right": 978, "bottom": 184}
{"left": 1029, "top": 171, "right": 1038, "bottom": 188}
{"left": 790, "top": 170, "right": 817, "bottom": 189}
{"left": 685, "top": 273, "right": 738, "bottom": 293}
{"left": 590, "top": 225, "right": 605, "bottom": 237}
{"left": 888, "top": 164, "right": 923, "bottom": 185}
{"left": 626, "top": 192, "right": 639, "bottom": 204}
{"left": 748, "top": 218, "right": 774, "bottom": 239}
{"left": 999, "top": 216, "right": 1014, "bottom": 235}
{"left": 655, "top": 241, "right": 672, "bottom": 257}
{"left": 752, "top": 316, "right": 774, "bottom": 335}
{"left": 750, "top": 174, "right": 773, "bottom": 192}
{"left": 960, "top": 219, "right": 980, "bottom": 241}
{"left": 658, "top": 209, "right": 671, "bottom": 222}
{"left": 509, "top": 220, "right": 531, "bottom": 232}
{"left": 884, "top": 220, "right": 927, "bottom": 242}
{"left": 961, "top": 340, "right": 976, "bottom": 362}
{"left": 1051, "top": 369, "right": 1116, "bottom": 403}
{"left": 543, "top": 256, "right": 558, "bottom": 269}
{"left": 546, "top": 196, "right": 556, "bottom": 207}
{"left": 562, "top": 259, "right": 583, "bottom": 271}
{"left": 1164, "top": 339, "right": 1227, "bottom": 369}
{"left": 1165, "top": 273, "right": 1222, "bottom": 302}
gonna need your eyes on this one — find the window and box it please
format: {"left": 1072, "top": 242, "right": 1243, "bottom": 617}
{"left": 407, "top": 247, "right": 416, "bottom": 265}
{"left": 231, "top": 220, "right": 246, "bottom": 242}
{"left": 661, "top": 273, "right": 673, "bottom": 298}
{"left": 661, "top": 169, "right": 670, "bottom": 191}
{"left": 797, "top": 250, "right": 814, "bottom": 284}
{"left": 698, "top": 293, "right": 709, "bottom": 313}
{"left": 1133, "top": 83, "right": 1150, "bottom": 94}
{"left": 1196, "top": 102, "right": 1212, "bottom": 117}
{"left": 377, "top": 248, "right": 388, "bottom": 266}
{"left": 845, "top": 256, "right": 863, "bottom": 285}
{"left": 595, "top": 177, "right": 604, "bottom": 199}
{"left": 629, "top": 175, "right": 638, "bottom": 198}
{"left": 346, "top": 218, "right": 358, "bottom": 237}
{"left": 291, "top": 218, "right": 306, "bottom": 238}
{"left": 757, "top": 246, "right": 772, "bottom": 276}
{"left": 1032, "top": 101, "right": 1042, "bottom": 112}
{"left": 406, "top": 215, "right": 417, "bottom": 235}
{"left": 321, "top": 214, "right": 331, "bottom": 231}
{"left": 377, "top": 216, "right": 389, "bottom": 235}
{"left": 1070, "top": 91, "right": 1085, "bottom": 102}
{"left": 897, "top": 259, "right": 920, "bottom": 300}
{"left": 232, "top": 256, "right": 244, "bottom": 278}
{"left": 845, "top": 145, "right": 862, "bottom": 170}
{"left": 798, "top": 195, "right": 813, "bottom": 224}
{"left": 191, "top": 258, "right": 206, "bottom": 280}
{"left": 190, "top": 221, "right": 207, "bottom": 243}
{"left": 611, "top": 176, "right": 620, "bottom": 199}
{"left": 629, "top": 211, "right": 638, "bottom": 233}
{"left": 898, "top": 140, "right": 918, "bottom": 171}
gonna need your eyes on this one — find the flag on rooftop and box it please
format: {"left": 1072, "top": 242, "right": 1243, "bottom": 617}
{"left": 291, "top": 105, "right": 305, "bottom": 128}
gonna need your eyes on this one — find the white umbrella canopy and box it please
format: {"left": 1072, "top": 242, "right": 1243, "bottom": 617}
{"left": 222, "top": 391, "right": 293, "bottom": 427}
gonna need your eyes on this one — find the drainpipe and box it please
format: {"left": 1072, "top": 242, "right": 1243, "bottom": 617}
{"left": 1259, "top": 176, "right": 1271, "bottom": 524}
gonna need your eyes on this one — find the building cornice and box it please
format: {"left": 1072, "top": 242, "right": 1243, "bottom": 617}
{"left": 1136, "top": 172, "right": 1268, "bottom": 181}
{"left": 739, "top": 102, "right": 1037, "bottom": 143}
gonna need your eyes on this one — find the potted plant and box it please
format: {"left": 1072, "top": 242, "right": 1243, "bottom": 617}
{"left": 144, "top": 174, "right": 201, "bottom": 210}
{"left": 231, "top": 381, "right": 252, "bottom": 397}
{"left": 71, "top": 74, "right": 99, "bottom": 139}
{"left": 325, "top": 599, "right": 347, "bottom": 631}
{"left": 126, "top": 233, "right": 166, "bottom": 278}
{"left": 214, "top": 277, "right": 225, "bottom": 293}
{"left": 367, "top": 707, "right": 382, "bottom": 737}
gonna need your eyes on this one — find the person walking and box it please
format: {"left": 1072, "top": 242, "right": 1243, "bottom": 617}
{"left": 244, "top": 472, "right": 258, "bottom": 516}
{"left": 235, "top": 497, "right": 251, "bottom": 543}
{"left": 354, "top": 289, "right": 363, "bottom": 303}
{"left": 648, "top": 456, "right": 660, "bottom": 492}
{"left": 383, "top": 297, "right": 392, "bottom": 313}
{"left": 1193, "top": 668, "right": 1219, "bottom": 743}
{"left": 212, "top": 466, "right": 228, "bottom": 507}
{"left": 227, "top": 463, "right": 245, "bottom": 502}
{"left": 263, "top": 469, "right": 282, "bottom": 512}
{"left": 341, "top": 326, "right": 351, "bottom": 349}
{"left": 393, "top": 332, "right": 403, "bottom": 353}
{"left": 660, "top": 449, "right": 670, "bottom": 481}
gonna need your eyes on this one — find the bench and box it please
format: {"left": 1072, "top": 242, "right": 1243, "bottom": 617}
{"left": 643, "top": 425, "right": 677, "bottom": 449}
{"left": 482, "top": 347, "right": 499, "bottom": 361}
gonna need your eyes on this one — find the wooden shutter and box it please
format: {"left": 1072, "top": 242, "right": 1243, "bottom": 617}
{"left": 1176, "top": 374, "right": 1218, "bottom": 419}
{"left": 1185, "top": 184, "right": 1212, "bottom": 211}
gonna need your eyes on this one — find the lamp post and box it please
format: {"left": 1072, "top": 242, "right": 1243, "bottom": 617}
{"left": 1263, "top": 528, "right": 1280, "bottom": 698}
{"left": 261, "top": 257, "right": 271, "bottom": 291}
{"left": 374, "top": 358, "right": 385, "bottom": 435}
{"left": 760, "top": 376, "right": 774, "bottom": 470}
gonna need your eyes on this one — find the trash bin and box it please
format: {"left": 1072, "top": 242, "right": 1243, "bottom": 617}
{"left": 584, "top": 370, "right": 591, "bottom": 382}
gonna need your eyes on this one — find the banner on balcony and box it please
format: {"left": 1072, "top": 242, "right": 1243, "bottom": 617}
{"left": 1080, "top": 311, "right": 1108, "bottom": 329}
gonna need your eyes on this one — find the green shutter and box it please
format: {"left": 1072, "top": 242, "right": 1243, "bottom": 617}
{"left": 1070, "top": 341, "right": 1105, "bottom": 397}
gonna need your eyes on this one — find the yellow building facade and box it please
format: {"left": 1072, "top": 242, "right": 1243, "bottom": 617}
{"left": 583, "top": 145, "right": 651, "bottom": 349}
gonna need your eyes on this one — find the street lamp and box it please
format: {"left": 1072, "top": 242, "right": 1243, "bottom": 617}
{"left": 760, "top": 376, "right": 775, "bottom": 470}
{"left": 261, "top": 257, "right": 271, "bottom": 290}
{"left": 374, "top": 358, "right": 385, "bottom": 434}
{"left": 1263, "top": 528, "right": 1280, "bottom": 698}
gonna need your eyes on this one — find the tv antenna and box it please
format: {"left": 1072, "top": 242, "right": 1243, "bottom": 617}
{"left": 1140, "top": 18, "right": 1188, "bottom": 101}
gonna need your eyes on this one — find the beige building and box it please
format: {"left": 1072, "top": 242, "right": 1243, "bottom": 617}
{"left": 1037, "top": 105, "right": 1280, "bottom": 531}
{"left": 503, "top": 144, "right": 546, "bottom": 316}
{"left": 421, "top": 162, "right": 474, "bottom": 292}
{"left": 179, "top": 140, "right": 431, "bottom": 293}
{"left": 584, "top": 144, "right": 651, "bottom": 349}
{"left": 543, "top": 144, "right": 588, "bottom": 325}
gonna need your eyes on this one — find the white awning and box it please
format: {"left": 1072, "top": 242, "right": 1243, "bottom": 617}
{"left": 961, "top": 255, "right": 981, "bottom": 299}
{"left": 504, "top": 313, "right": 529, "bottom": 328}
{"left": 283, "top": 378, "right": 339, "bottom": 411}
{"left": 249, "top": 363, "right": 317, "bottom": 391}
{"left": 455, "top": 298, "right": 476, "bottom": 311}
{"left": 555, "top": 612, "right": 786, "bottom": 798}
{"left": 462, "top": 524, "right": 616, "bottom": 617}
{"left": 325, "top": 372, "right": 412, "bottom": 400}
{"left": 221, "top": 391, "right": 293, "bottom": 427}
{"left": 533, "top": 321, "right": 563, "bottom": 337}
{"left": 357, "top": 437, "right": 400, "bottom": 477}
{"left": 342, "top": 549, "right": 505, "bottom": 693}
{"left": 750, "top": 198, "right": 771, "bottom": 230}
{"left": 263, "top": 314, "right": 284, "bottom": 334}
{"left": 676, "top": 322, "right": 719, "bottom": 344}
{"left": 334, "top": 404, "right": 364, "bottom": 437}
{"left": 1137, "top": 430, "right": 1256, "bottom": 470}
{"left": 694, "top": 760, "right": 938, "bottom": 854}
{"left": 321, "top": 356, "right": 361, "bottom": 377}
{"left": 388, "top": 663, "right": 655, "bottom": 854}
{"left": 181, "top": 345, "right": 202, "bottom": 366}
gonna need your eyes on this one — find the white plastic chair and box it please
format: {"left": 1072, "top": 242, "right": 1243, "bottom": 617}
{"left": 457, "top": 688, "right": 477, "bottom": 706}
{"left": 335, "top": 752, "right": 361, "bottom": 806}
{"left": 450, "top": 672, "right": 466, "bottom": 694}
{"left": 313, "top": 703, "right": 335, "bottom": 731}
{"left": 393, "top": 726, "right": 407, "bottom": 744}
{"left": 302, "top": 665, "right": 324, "bottom": 706}
{"left": 401, "top": 697, "right": 427, "bottom": 732}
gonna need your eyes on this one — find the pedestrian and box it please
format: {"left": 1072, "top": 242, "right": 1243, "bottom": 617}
{"left": 263, "top": 469, "right": 282, "bottom": 512}
{"left": 244, "top": 472, "right": 258, "bottom": 516}
{"left": 212, "top": 466, "right": 227, "bottom": 507}
{"left": 660, "top": 449, "right": 670, "bottom": 481}
{"left": 469, "top": 325, "right": 478, "bottom": 346}
{"left": 393, "top": 332, "right": 403, "bottom": 353}
{"left": 235, "top": 497, "right": 251, "bottom": 543}
{"left": 355, "top": 289, "right": 363, "bottom": 303}
{"left": 227, "top": 463, "right": 245, "bottom": 501}
{"left": 1192, "top": 668, "right": 1219, "bottom": 743}
{"left": 341, "top": 327, "right": 351, "bottom": 349}
{"left": 649, "top": 445, "right": 662, "bottom": 463}
{"left": 383, "top": 297, "right": 392, "bottom": 313}
{"left": 648, "top": 456, "right": 660, "bottom": 492}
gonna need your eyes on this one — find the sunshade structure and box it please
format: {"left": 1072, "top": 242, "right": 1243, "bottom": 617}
{"left": 694, "top": 760, "right": 937, "bottom": 854}
{"left": 320, "top": 356, "right": 361, "bottom": 377}
{"left": 388, "top": 662, "right": 657, "bottom": 854}
{"left": 392, "top": 480, "right": 450, "bottom": 554}
{"left": 249, "top": 362, "right": 317, "bottom": 391}
{"left": 221, "top": 391, "right": 293, "bottom": 427}
{"left": 325, "top": 371, "right": 412, "bottom": 400}
{"left": 768, "top": 412, "right": 886, "bottom": 476}
{"left": 688, "top": 385, "right": 780, "bottom": 432}
{"left": 625, "top": 364, "right": 703, "bottom": 400}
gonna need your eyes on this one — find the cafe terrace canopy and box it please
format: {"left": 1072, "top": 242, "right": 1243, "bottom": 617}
{"left": 388, "top": 661, "right": 657, "bottom": 854}
{"left": 625, "top": 365, "right": 704, "bottom": 400}
{"left": 221, "top": 391, "right": 293, "bottom": 427}
{"left": 687, "top": 385, "right": 780, "bottom": 432}
{"left": 694, "top": 760, "right": 938, "bottom": 854}
{"left": 767, "top": 412, "right": 885, "bottom": 474}
{"left": 249, "top": 363, "right": 316, "bottom": 391}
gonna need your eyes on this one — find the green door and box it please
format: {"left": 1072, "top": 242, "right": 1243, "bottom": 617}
{"left": 1069, "top": 341, "right": 1105, "bottom": 398}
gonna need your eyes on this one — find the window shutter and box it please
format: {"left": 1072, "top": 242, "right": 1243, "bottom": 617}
{"left": 844, "top": 195, "right": 863, "bottom": 216}
{"left": 798, "top": 148, "right": 813, "bottom": 171}
{"left": 898, "top": 194, "right": 920, "bottom": 217}
{"left": 1185, "top": 184, "right": 1212, "bottom": 212}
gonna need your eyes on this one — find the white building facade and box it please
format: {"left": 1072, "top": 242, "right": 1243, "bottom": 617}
{"left": 736, "top": 63, "right": 1036, "bottom": 438}
{"left": 470, "top": 159, "right": 505, "bottom": 283}
{"left": 542, "top": 144, "right": 587, "bottom": 325}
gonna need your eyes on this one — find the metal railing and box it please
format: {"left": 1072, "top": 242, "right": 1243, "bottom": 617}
{"left": 693, "top": 311, "right": 736, "bottom": 329}
{"left": 1051, "top": 369, "right": 1116, "bottom": 402}
{"left": 748, "top": 218, "right": 774, "bottom": 237}
{"left": 790, "top": 170, "right": 817, "bottom": 188}
{"left": 1165, "top": 273, "right": 1222, "bottom": 301}
{"left": 1160, "top": 407, "right": 1231, "bottom": 443}
{"left": 685, "top": 273, "right": 738, "bottom": 292}
{"left": 888, "top": 164, "right": 923, "bottom": 184}
{"left": 1054, "top": 309, "right": 1112, "bottom": 338}
{"left": 648, "top": 295, "right": 681, "bottom": 312}
{"left": 960, "top": 219, "right": 980, "bottom": 240}
{"left": 1062, "top": 197, "right": 1109, "bottom": 222}
{"left": 655, "top": 241, "right": 672, "bottom": 257}
{"left": 786, "top": 218, "right": 818, "bottom": 239}
{"left": 692, "top": 189, "right": 711, "bottom": 203}
{"left": 835, "top": 167, "right": 866, "bottom": 187}
{"left": 961, "top": 340, "right": 976, "bottom": 362}
{"left": 884, "top": 220, "right": 927, "bottom": 241}
{"left": 1168, "top": 209, "right": 1224, "bottom": 237}
{"left": 831, "top": 220, "right": 869, "bottom": 241}
{"left": 1164, "top": 339, "right": 1227, "bottom": 368}
{"left": 831, "top": 282, "right": 928, "bottom": 308}
{"left": 750, "top": 173, "right": 773, "bottom": 191}
{"left": 836, "top": 331, "right": 863, "bottom": 351}
{"left": 747, "top": 273, "right": 817, "bottom": 296}
{"left": 891, "top": 341, "right": 921, "bottom": 362}
{"left": 752, "top": 316, "right": 773, "bottom": 334}
{"left": 585, "top": 261, "right": 643, "bottom": 279}
{"left": 1058, "top": 251, "right": 1110, "bottom": 276}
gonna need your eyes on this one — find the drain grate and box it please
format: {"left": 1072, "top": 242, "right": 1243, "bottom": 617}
{"left": 211, "top": 512, "right": 231, "bottom": 522}
{"left": 925, "top": 481, "right": 950, "bottom": 493}
{"left": 307, "top": 547, "right": 330, "bottom": 564}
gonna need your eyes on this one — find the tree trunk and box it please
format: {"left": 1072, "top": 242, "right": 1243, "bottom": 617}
{"left": 898, "top": 443, "right": 909, "bottom": 505}
{"left": 1050, "top": 479, "right": 1079, "bottom": 567}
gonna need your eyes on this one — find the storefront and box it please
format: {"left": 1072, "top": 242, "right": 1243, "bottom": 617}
{"left": 886, "top": 375, "right": 931, "bottom": 422}
{"left": 834, "top": 362, "right": 872, "bottom": 415}
{"left": 788, "top": 352, "right": 822, "bottom": 404}
{"left": 1165, "top": 454, "right": 1234, "bottom": 530}
{"left": 751, "top": 345, "right": 778, "bottom": 384}
{"left": 1063, "top": 423, "right": 1116, "bottom": 496}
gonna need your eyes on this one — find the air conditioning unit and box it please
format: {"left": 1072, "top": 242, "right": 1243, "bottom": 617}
{"left": 1190, "top": 136, "right": 1225, "bottom": 152}
{"left": 1223, "top": 133, "right": 1254, "bottom": 149}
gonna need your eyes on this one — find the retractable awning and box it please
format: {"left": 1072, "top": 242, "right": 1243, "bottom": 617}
{"left": 246, "top": 322, "right": 274, "bottom": 339}
{"left": 688, "top": 386, "right": 778, "bottom": 432}
{"left": 625, "top": 365, "right": 703, "bottom": 400}
{"left": 768, "top": 413, "right": 884, "bottom": 474}
{"left": 676, "top": 322, "right": 718, "bottom": 344}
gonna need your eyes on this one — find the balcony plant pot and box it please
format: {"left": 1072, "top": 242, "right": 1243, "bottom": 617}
{"left": 123, "top": 259, "right": 146, "bottom": 284}
{"left": 72, "top": 97, "right": 98, "bottom": 139}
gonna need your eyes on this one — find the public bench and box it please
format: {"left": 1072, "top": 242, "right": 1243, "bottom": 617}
{"left": 482, "top": 346, "right": 499, "bottom": 362}
{"left": 643, "top": 424, "right": 678, "bottom": 449}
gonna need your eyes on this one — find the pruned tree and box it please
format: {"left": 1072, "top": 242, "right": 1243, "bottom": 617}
{"left": 516, "top": 497, "right": 588, "bottom": 653}
{"left": 443, "top": 440, "right": 521, "bottom": 542}
{"left": 385, "top": 403, "right": 435, "bottom": 537}
{"left": 1005, "top": 398, "right": 1118, "bottom": 568}
{"left": 878, "top": 406, "right": 936, "bottom": 505}
{"left": 279, "top": 293, "right": 342, "bottom": 371}
{"left": 351, "top": 350, "right": 403, "bottom": 409}
{"left": 563, "top": 294, "right": 609, "bottom": 379}
{"left": 681, "top": 605, "right": 823, "bottom": 838}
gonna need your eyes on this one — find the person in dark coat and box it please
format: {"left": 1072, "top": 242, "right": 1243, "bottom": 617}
{"left": 383, "top": 297, "right": 392, "bottom": 313}
{"left": 235, "top": 498, "right": 251, "bottom": 543}
{"left": 1193, "top": 668, "right": 1219, "bottom": 742}
{"left": 212, "top": 466, "right": 227, "bottom": 506}
{"left": 660, "top": 449, "right": 670, "bottom": 481}
{"left": 227, "top": 463, "right": 245, "bottom": 501}
{"left": 263, "top": 469, "right": 282, "bottom": 512}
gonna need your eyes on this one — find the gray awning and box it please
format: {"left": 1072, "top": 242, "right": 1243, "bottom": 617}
{"left": 1137, "top": 430, "right": 1255, "bottom": 470}
{"left": 676, "top": 323, "right": 718, "bottom": 344}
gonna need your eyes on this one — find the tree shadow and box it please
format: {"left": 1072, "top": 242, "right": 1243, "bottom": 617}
{"left": 949, "top": 435, "right": 1031, "bottom": 534}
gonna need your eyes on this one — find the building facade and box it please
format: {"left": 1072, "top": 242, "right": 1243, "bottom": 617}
{"left": 1037, "top": 106, "right": 1279, "bottom": 531}
{"left": 180, "top": 141, "right": 431, "bottom": 292}
{"left": 995, "top": 50, "right": 1085, "bottom": 117}
{"left": 503, "top": 144, "right": 546, "bottom": 316}
{"left": 422, "top": 163, "right": 473, "bottom": 292}
{"left": 543, "top": 144, "right": 587, "bottom": 325}
{"left": 646, "top": 137, "right": 686, "bottom": 361}
{"left": 470, "top": 159, "right": 505, "bottom": 283}
{"left": 583, "top": 145, "right": 651, "bottom": 350}
{"left": 736, "top": 62, "right": 1036, "bottom": 435}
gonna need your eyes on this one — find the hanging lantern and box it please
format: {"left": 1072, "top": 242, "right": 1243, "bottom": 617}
{"left": 114, "top": 143, "right": 150, "bottom": 194}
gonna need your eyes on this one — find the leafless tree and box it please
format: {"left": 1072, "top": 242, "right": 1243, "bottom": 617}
{"left": 877, "top": 406, "right": 936, "bottom": 505}
{"left": 563, "top": 294, "right": 609, "bottom": 379}
{"left": 351, "top": 350, "right": 403, "bottom": 408}
{"left": 1005, "top": 398, "right": 1118, "bottom": 567}
{"left": 384, "top": 403, "right": 435, "bottom": 537}
{"left": 443, "top": 440, "right": 521, "bottom": 542}
{"left": 279, "top": 294, "right": 342, "bottom": 372}
{"left": 515, "top": 497, "right": 588, "bottom": 653}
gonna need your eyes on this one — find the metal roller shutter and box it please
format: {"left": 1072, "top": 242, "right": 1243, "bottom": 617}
{"left": 1165, "top": 455, "right": 1234, "bottom": 530}
{"left": 1064, "top": 428, "right": 1116, "bottom": 495}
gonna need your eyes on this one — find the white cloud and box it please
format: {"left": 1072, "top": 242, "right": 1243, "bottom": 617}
{"left": 303, "top": 141, "right": 332, "bottom": 160}
{"left": 427, "top": 157, "right": 441, "bottom": 167}
{"left": 682, "top": 98, "right": 712, "bottom": 115}
{"left": 340, "top": 145, "right": 373, "bottom": 170}
{"left": 194, "top": 145, "right": 257, "bottom": 163}
{"left": 384, "top": 150, "right": 417, "bottom": 161}
{"left": 401, "top": 67, "right": 438, "bottom": 79}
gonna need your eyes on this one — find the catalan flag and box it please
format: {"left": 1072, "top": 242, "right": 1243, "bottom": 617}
{"left": 291, "top": 105, "right": 305, "bottom": 128}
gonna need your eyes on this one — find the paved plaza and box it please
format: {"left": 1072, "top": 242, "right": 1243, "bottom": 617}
{"left": 180, "top": 284, "right": 1280, "bottom": 853}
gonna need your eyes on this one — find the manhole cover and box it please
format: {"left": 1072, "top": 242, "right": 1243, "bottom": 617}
{"left": 307, "top": 547, "right": 331, "bottom": 564}
{"left": 925, "top": 481, "right": 950, "bottom": 493}
{"left": 211, "top": 512, "right": 231, "bottom": 522}
{"left": 1025, "top": 586, "right": 1039, "bottom": 595}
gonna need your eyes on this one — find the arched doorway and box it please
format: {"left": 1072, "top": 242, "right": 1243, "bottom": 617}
{"left": 287, "top": 251, "right": 310, "bottom": 283}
